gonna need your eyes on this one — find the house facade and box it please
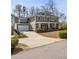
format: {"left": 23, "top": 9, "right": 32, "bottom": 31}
{"left": 29, "top": 15, "right": 59, "bottom": 32}
{"left": 12, "top": 14, "right": 59, "bottom": 32}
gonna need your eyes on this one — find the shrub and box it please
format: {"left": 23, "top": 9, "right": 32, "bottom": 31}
{"left": 59, "top": 23, "right": 67, "bottom": 30}
{"left": 59, "top": 30, "right": 67, "bottom": 39}
{"left": 11, "top": 37, "right": 19, "bottom": 52}
{"left": 62, "top": 25, "right": 67, "bottom": 30}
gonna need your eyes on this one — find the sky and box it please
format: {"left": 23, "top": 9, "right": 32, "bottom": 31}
{"left": 11, "top": 0, "right": 67, "bottom": 16}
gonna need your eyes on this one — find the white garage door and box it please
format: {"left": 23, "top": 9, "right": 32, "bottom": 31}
{"left": 18, "top": 24, "right": 29, "bottom": 32}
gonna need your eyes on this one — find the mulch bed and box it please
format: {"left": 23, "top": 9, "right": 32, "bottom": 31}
{"left": 11, "top": 43, "right": 29, "bottom": 55}
{"left": 11, "top": 29, "right": 28, "bottom": 38}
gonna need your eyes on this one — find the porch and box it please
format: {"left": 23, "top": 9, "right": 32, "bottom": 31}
{"left": 35, "top": 22, "right": 59, "bottom": 32}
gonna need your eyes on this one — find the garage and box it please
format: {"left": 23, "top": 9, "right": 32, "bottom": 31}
{"left": 17, "top": 24, "right": 29, "bottom": 32}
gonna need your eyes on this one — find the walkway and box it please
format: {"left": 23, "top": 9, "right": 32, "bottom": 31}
{"left": 12, "top": 40, "right": 67, "bottom": 59}
{"left": 19, "top": 31, "right": 64, "bottom": 48}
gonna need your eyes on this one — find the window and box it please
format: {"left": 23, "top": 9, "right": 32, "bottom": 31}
{"left": 45, "top": 17, "right": 49, "bottom": 22}
{"left": 41, "top": 17, "right": 43, "bottom": 22}
{"left": 40, "top": 17, "right": 42, "bottom": 21}
{"left": 37, "top": 17, "right": 40, "bottom": 21}
{"left": 56, "top": 24, "right": 59, "bottom": 29}
{"left": 36, "top": 24, "right": 39, "bottom": 29}
{"left": 44, "top": 17, "right": 46, "bottom": 22}
{"left": 50, "top": 23, "right": 55, "bottom": 29}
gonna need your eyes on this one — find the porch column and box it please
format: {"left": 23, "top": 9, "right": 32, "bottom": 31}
{"left": 39, "top": 23, "right": 41, "bottom": 30}
{"left": 54, "top": 23, "right": 57, "bottom": 29}
{"left": 48, "top": 23, "right": 50, "bottom": 30}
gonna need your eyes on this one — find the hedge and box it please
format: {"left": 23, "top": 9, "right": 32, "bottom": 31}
{"left": 59, "top": 30, "right": 67, "bottom": 39}
{"left": 11, "top": 37, "right": 19, "bottom": 52}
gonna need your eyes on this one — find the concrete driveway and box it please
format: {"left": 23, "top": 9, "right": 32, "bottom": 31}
{"left": 19, "top": 31, "right": 64, "bottom": 48}
{"left": 12, "top": 40, "right": 67, "bottom": 59}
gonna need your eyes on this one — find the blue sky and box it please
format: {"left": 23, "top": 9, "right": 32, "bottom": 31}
{"left": 11, "top": 0, "right": 67, "bottom": 16}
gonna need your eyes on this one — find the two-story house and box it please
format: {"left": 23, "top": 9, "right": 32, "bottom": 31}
{"left": 29, "top": 15, "right": 59, "bottom": 32}
{"left": 13, "top": 14, "right": 59, "bottom": 32}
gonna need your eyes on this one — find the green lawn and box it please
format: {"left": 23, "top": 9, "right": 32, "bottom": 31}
{"left": 39, "top": 30, "right": 67, "bottom": 38}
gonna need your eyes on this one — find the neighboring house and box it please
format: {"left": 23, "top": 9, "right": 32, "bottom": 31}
{"left": 12, "top": 14, "right": 59, "bottom": 32}
{"left": 11, "top": 14, "right": 18, "bottom": 27}
{"left": 11, "top": 14, "right": 15, "bottom": 27}
{"left": 11, "top": 14, "right": 15, "bottom": 35}
{"left": 14, "top": 17, "right": 30, "bottom": 32}
{"left": 11, "top": 14, "right": 19, "bottom": 34}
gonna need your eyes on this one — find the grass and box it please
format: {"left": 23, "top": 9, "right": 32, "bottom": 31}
{"left": 39, "top": 30, "right": 67, "bottom": 38}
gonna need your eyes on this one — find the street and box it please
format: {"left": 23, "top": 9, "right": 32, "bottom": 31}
{"left": 12, "top": 40, "right": 67, "bottom": 59}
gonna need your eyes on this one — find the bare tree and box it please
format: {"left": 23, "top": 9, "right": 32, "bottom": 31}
{"left": 15, "top": 4, "right": 22, "bottom": 17}
{"left": 40, "top": 0, "right": 58, "bottom": 16}
{"left": 22, "top": 6, "right": 28, "bottom": 17}
{"left": 22, "top": 6, "right": 26, "bottom": 17}
{"left": 59, "top": 13, "right": 66, "bottom": 23}
{"left": 29, "top": 6, "right": 35, "bottom": 15}
{"left": 46, "top": 0, "right": 57, "bottom": 15}
{"left": 35, "top": 7, "right": 40, "bottom": 14}
{"left": 14, "top": 4, "right": 22, "bottom": 22}
{"left": 53, "top": 7, "right": 59, "bottom": 16}
{"left": 41, "top": 4, "right": 50, "bottom": 15}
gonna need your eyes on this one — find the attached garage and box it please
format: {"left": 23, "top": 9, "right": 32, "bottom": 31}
{"left": 16, "top": 23, "right": 30, "bottom": 32}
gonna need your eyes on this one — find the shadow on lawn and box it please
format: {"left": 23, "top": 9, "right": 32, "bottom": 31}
{"left": 11, "top": 48, "right": 23, "bottom": 55}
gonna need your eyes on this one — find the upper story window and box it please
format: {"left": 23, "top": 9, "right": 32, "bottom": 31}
{"left": 46, "top": 18, "right": 49, "bottom": 22}
{"left": 36, "top": 17, "right": 40, "bottom": 22}
{"left": 31, "top": 18, "right": 35, "bottom": 22}
{"left": 44, "top": 17, "right": 49, "bottom": 22}
{"left": 50, "top": 18, "right": 54, "bottom": 22}
{"left": 50, "top": 17, "right": 58, "bottom": 22}
{"left": 20, "top": 18, "right": 29, "bottom": 23}
{"left": 36, "top": 16, "right": 58, "bottom": 22}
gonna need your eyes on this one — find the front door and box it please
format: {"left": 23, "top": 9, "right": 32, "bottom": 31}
{"left": 41, "top": 24, "right": 48, "bottom": 31}
{"left": 50, "top": 24, "right": 55, "bottom": 30}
